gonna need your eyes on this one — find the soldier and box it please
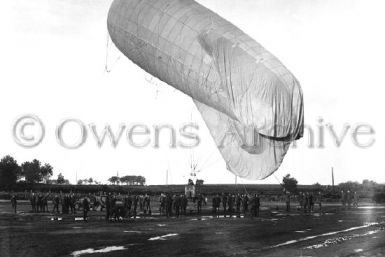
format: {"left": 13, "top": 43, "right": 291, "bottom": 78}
{"left": 159, "top": 193, "right": 166, "bottom": 215}
{"left": 165, "top": 194, "right": 173, "bottom": 218}
{"left": 347, "top": 190, "right": 352, "bottom": 209}
{"left": 36, "top": 192, "right": 43, "bottom": 212}
{"left": 250, "top": 194, "right": 260, "bottom": 217}
{"left": 236, "top": 194, "right": 241, "bottom": 213}
{"left": 222, "top": 193, "right": 228, "bottom": 217}
{"left": 285, "top": 192, "right": 291, "bottom": 212}
{"left": 298, "top": 192, "right": 304, "bottom": 211}
{"left": 133, "top": 195, "right": 139, "bottom": 219}
{"left": 212, "top": 194, "right": 221, "bottom": 216}
{"left": 242, "top": 194, "right": 249, "bottom": 213}
{"left": 304, "top": 192, "right": 309, "bottom": 213}
{"left": 83, "top": 197, "right": 90, "bottom": 222}
{"left": 181, "top": 195, "right": 188, "bottom": 215}
{"left": 124, "top": 194, "right": 132, "bottom": 218}
{"left": 105, "top": 193, "right": 111, "bottom": 221}
{"left": 144, "top": 194, "right": 151, "bottom": 215}
{"left": 30, "top": 192, "right": 36, "bottom": 213}
{"left": 341, "top": 190, "right": 346, "bottom": 209}
{"left": 52, "top": 194, "right": 60, "bottom": 213}
{"left": 228, "top": 195, "right": 234, "bottom": 215}
{"left": 197, "top": 194, "right": 203, "bottom": 214}
{"left": 115, "top": 195, "right": 125, "bottom": 221}
{"left": 353, "top": 191, "right": 359, "bottom": 208}
{"left": 309, "top": 193, "right": 314, "bottom": 213}
{"left": 11, "top": 194, "right": 17, "bottom": 213}
{"left": 70, "top": 193, "right": 77, "bottom": 214}
{"left": 174, "top": 195, "right": 181, "bottom": 218}
{"left": 139, "top": 195, "right": 144, "bottom": 211}
{"left": 43, "top": 193, "right": 49, "bottom": 213}
{"left": 317, "top": 191, "right": 323, "bottom": 212}
{"left": 254, "top": 194, "right": 261, "bottom": 217}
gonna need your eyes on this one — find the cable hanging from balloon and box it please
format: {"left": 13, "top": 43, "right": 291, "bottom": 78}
{"left": 105, "top": 32, "right": 121, "bottom": 73}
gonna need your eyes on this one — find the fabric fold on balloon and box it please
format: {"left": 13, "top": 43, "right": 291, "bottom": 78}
{"left": 194, "top": 100, "right": 292, "bottom": 180}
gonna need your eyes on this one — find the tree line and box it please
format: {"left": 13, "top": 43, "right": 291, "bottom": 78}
{"left": 107, "top": 175, "right": 146, "bottom": 186}
{"left": 0, "top": 155, "right": 56, "bottom": 189}
{"left": 0, "top": 155, "right": 147, "bottom": 189}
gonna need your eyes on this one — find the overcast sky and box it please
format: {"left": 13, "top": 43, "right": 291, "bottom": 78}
{"left": 1, "top": 0, "right": 384, "bottom": 185}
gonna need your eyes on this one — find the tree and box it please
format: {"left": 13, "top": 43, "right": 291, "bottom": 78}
{"left": 77, "top": 179, "right": 83, "bottom": 185}
{"left": 0, "top": 155, "right": 21, "bottom": 189}
{"left": 108, "top": 176, "right": 120, "bottom": 185}
{"left": 40, "top": 164, "right": 54, "bottom": 183}
{"left": 120, "top": 175, "right": 131, "bottom": 185}
{"left": 21, "top": 159, "right": 53, "bottom": 184}
{"left": 56, "top": 173, "right": 66, "bottom": 184}
{"left": 136, "top": 176, "right": 146, "bottom": 186}
{"left": 282, "top": 174, "right": 298, "bottom": 194}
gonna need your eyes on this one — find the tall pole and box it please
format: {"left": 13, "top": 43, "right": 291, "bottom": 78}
{"left": 332, "top": 167, "right": 335, "bottom": 189}
{"left": 166, "top": 169, "right": 169, "bottom": 185}
{"left": 235, "top": 175, "right": 237, "bottom": 185}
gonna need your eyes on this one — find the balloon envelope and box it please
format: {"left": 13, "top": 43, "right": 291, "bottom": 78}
{"left": 107, "top": 0, "right": 304, "bottom": 180}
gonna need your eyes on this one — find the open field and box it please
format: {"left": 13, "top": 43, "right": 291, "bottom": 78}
{"left": 1, "top": 200, "right": 384, "bottom": 257}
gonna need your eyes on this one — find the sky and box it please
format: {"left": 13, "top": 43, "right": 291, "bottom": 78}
{"left": 0, "top": 0, "right": 384, "bottom": 185}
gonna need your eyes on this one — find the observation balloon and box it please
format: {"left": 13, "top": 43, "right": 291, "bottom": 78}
{"left": 107, "top": 0, "right": 304, "bottom": 180}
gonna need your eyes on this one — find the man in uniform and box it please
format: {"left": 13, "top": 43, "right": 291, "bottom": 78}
{"left": 52, "top": 194, "right": 60, "bottom": 213}
{"left": 105, "top": 193, "right": 111, "bottom": 221}
{"left": 165, "top": 194, "right": 173, "bottom": 218}
{"left": 11, "top": 194, "right": 17, "bottom": 213}
{"left": 353, "top": 191, "right": 359, "bottom": 208}
{"left": 242, "top": 194, "right": 249, "bottom": 213}
{"left": 222, "top": 193, "right": 228, "bottom": 217}
{"left": 236, "top": 194, "right": 241, "bottom": 214}
{"left": 181, "top": 195, "right": 188, "bottom": 215}
{"left": 285, "top": 192, "right": 291, "bottom": 212}
{"left": 83, "top": 196, "right": 90, "bottom": 222}
{"left": 197, "top": 194, "right": 203, "bottom": 214}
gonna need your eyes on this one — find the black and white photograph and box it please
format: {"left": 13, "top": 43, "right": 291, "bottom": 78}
{"left": 1, "top": 0, "right": 385, "bottom": 256}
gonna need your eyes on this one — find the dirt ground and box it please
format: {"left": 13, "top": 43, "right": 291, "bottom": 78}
{"left": 0, "top": 201, "right": 384, "bottom": 257}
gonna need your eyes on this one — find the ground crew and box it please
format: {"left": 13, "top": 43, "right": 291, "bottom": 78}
{"left": 285, "top": 193, "right": 291, "bottom": 212}
{"left": 11, "top": 194, "right": 17, "bottom": 213}
{"left": 83, "top": 197, "right": 90, "bottom": 222}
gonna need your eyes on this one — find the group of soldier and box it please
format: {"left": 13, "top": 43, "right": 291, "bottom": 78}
{"left": 295, "top": 191, "right": 321, "bottom": 213}
{"left": 340, "top": 190, "right": 359, "bottom": 209}
{"left": 158, "top": 193, "right": 207, "bottom": 217}
{"left": 105, "top": 193, "right": 152, "bottom": 221}
{"left": 9, "top": 189, "right": 360, "bottom": 221}
{"left": 211, "top": 193, "right": 261, "bottom": 217}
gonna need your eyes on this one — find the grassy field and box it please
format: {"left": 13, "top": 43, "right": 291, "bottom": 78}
{"left": 1, "top": 200, "right": 384, "bottom": 257}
